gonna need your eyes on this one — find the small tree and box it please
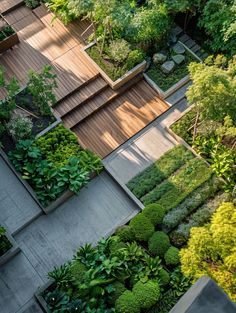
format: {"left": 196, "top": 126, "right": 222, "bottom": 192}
{"left": 180, "top": 202, "right": 236, "bottom": 302}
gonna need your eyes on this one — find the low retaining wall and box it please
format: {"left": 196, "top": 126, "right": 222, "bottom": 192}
{"left": 0, "top": 232, "right": 20, "bottom": 267}
{"left": 0, "top": 32, "right": 19, "bottom": 54}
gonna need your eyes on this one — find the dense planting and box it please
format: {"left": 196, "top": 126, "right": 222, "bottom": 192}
{"left": 9, "top": 125, "right": 102, "bottom": 207}
{"left": 180, "top": 202, "right": 236, "bottom": 301}
{"left": 171, "top": 56, "right": 236, "bottom": 190}
{"left": 0, "top": 226, "right": 12, "bottom": 256}
{"left": 43, "top": 209, "right": 191, "bottom": 312}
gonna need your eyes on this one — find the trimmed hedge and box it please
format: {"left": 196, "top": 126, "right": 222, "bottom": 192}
{"left": 143, "top": 204, "right": 165, "bottom": 226}
{"left": 164, "top": 246, "right": 180, "bottom": 266}
{"left": 133, "top": 281, "right": 160, "bottom": 309}
{"left": 130, "top": 213, "right": 155, "bottom": 242}
{"left": 148, "top": 231, "right": 170, "bottom": 256}
{"left": 127, "top": 145, "right": 194, "bottom": 199}
{"left": 162, "top": 176, "right": 220, "bottom": 232}
{"left": 171, "top": 192, "right": 230, "bottom": 246}
{"left": 115, "top": 290, "right": 140, "bottom": 313}
{"left": 115, "top": 225, "right": 135, "bottom": 242}
{"left": 159, "top": 269, "right": 170, "bottom": 286}
{"left": 142, "top": 158, "right": 212, "bottom": 211}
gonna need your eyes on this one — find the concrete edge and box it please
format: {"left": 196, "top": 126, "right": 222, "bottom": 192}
{"left": 0, "top": 231, "right": 21, "bottom": 267}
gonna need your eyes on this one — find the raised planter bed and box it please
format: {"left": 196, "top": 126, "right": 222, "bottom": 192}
{"left": 82, "top": 42, "right": 146, "bottom": 90}
{"left": 0, "top": 230, "right": 20, "bottom": 267}
{"left": 0, "top": 17, "right": 19, "bottom": 54}
{"left": 144, "top": 41, "right": 202, "bottom": 99}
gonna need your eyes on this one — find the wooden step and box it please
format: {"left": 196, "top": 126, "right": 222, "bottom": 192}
{"left": 64, "top": 74, "right": 143, "bottom": 129}
{"left": 0, "top": 0, "right": 24, "bottom": 15}
{"left": 54, "top": 76, "right": 108, "bottom": 117}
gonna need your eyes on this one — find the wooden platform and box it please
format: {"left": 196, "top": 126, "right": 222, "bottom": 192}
{"left": 0, "top": 3, "right": 169, "bottom": 158}
{"left": 0, "top": 0, "right": 24, "bottom": 14}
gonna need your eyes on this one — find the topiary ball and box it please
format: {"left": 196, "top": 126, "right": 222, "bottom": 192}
{"left": 132, "top": 280, "right": 160, "bottom": 309}
{"left": 115, "top": 225, "right": 135, "bottom": 242}
{"left": 130, "top": 213, "right": 155, "bottom": 242}
{"left": 159, "top": 268, "right": 170, "bottom": 286}
{"left": 115, "top": 290, "right": 141, "bottom": 313}
{"left": 69, "top": 260, "right": 87, "bottom": 284}
{"left": 148, "top": 231, "right": 171, "bottom": 256}
{"left": 143, "top": 204, "right": 165, "bottom": 226}
{"left": 109, "top": 240, "right": 127, "bottom": 255}
{"left": 164, "top": 246, "right": 180, "bottom": 266}
{"left": 109, "top": 281, "right": 127, "bottom": 304}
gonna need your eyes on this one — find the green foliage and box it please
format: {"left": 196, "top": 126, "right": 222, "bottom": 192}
{"left": 115, "top": 225, "right": 135, "bottom": 242}
{"left": 130, "top": 213, "right": 155, "bottom": 242}
{"left": 148, "top": 231, "right": 170, "bottom": 257}
{"left": 115, "top": 290, "right": 140, "bottom": 313}
{"left": 46, "top": 0, "right": 76, "bottom": 24}
{"left": 108, "top": 39, "right": 131, "bottom": 63}
{"left": 127, "top": 145, "right": 194, "bottom": 199}
{"left": 0, "top": 226, "right": 12, "bottom": 256}
{"left": 27, "top": 65, "right": 57, "bottom": 116}
{"left": 164, "top": 246, "right": 180, "bottom": 266}
{"left": 143, "top": 203, "right": 165, "bottom": 226}
{"left": 67, "top": 0, "right": 94, "bottom": 19}
{"left": 7, "top": 116, "right": 33, "bottom": 142}
{"left": 133, "top": 280, "right": 160, "bottom": 309}
{"left": 142, "top": 158, "right": 212, "bottom": 211}
{"left": 24, "top": 0, "right": 40, "bottom": 8}
{"left": 126, "top": 49, "right": 145, "bottom": 69}
{"left": 180, "top": 202, "right": 236, "bottom": 301}
{"left": 109, "top": 281, "right": 126, "bottom": 303}
{"left": 69, "top": 260, "right": 87, "bottom": 286}
{"left": 171, "top": 192, "right": 230, "bottom": 246}
{"left": 159, "top": 269, "right": 170, "bottom": 287}
{"left": 162, "top": 176, "right": 220, "bottom": 232}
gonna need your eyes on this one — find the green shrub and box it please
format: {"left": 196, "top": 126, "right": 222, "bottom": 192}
{"left": 69, "top": 261, "right": 87, "bottom": 285}
{"left": 133, "top": 281, "right": 160, "bottom": 309}
{"left": 0, "top": 226, "right": 12, "bottom": 256}
{"left": 115, "top": 225, "right": 135, "bottom": 242}
{"left": 108, "top": 39, "right": 131, "bottom": 63}
{"left": 7, "top": 115, "right": 33, "bottom": 142}
{"left": 115, "top": 290, "right": 140, "bottom": 313}
{"left": 162, "top": 176, "right": 220, "bottom": 232}
{"left": 25, "top": 0, "right": 39, "bottom": 9}
{"left": 130, "top": 213, "right": 155, "bottom": 242}
{"left": 148, "top": 231, "right": 170, "bottom": 257}
{"left": 159, "top": 269, "right": 170, "bottom": 287}
{"left": 164, "top": 247, "right": 180, "bottom": 266}
{"left": 126, "top": 49, "right": 145, "bottom": 69}
{"left": 109, "top": 281, "right": 127, "bottom": 304}
{"left": 109, "top": 241, "right": 127, "bottom": 255}
{"left": 143, "top": 203, "right": 165, "bottom": 226}
{"left": 127, "top": 145, "right": 193, "bottom": 199}
{"left": 143, "top": 159, "right": 212, "bottom": 211}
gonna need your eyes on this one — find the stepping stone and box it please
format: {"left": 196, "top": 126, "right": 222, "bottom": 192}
{"left": 173, "top": 43, "right": 185, "bottom": 54}
{"left": 153, "top": 53, "right": 167, "bottom": 64}
{"left": 161, "top": 61, "right": 175, "bottom": 74}
{"left": 172, "top": 54, "right": 185, "bottom": 65}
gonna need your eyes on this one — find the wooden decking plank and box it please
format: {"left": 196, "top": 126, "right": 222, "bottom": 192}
{"left": 0, "top": 0, "right": 24, "bottom": 14}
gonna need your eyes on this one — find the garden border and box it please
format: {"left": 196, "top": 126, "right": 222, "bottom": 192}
{"left": 144, "top": 41, "right": 202, "bottom": 99}
{"left": 82, "top": 41, "right": 147, "bottom": 90}
{"left": 0, "top": 231, "right": 20, "bottom": 267}
{"left": 0, "top": 15, "right": 19, "bottom": 53}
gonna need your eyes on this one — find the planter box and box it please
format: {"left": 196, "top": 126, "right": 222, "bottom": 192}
{"left": 43, "top": 190, "right": 74, "bottom": 214}
{"left": 82, "top": 42, "right": 146, "bottom": 90}
{"left": 0, "top": 32, "right": 19, "bottom": 54}
{"left": 144, "top": 41, "right": 202, "bottom": 100}
{"left": 0, "top": 231, "right": 20, "bottom": 267}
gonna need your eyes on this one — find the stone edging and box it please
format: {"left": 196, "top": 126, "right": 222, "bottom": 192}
{"left": 144, "top": 41, "right": 202, "bottom": 99}
{"left": 0, "top": 231, "right": 20, "bottom": 267}
{"left": 82, "top": 41, "right": 146, "bottom": 90}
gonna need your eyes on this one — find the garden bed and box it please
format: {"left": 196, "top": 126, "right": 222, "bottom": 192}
{"left": 144, "top": 41, "right": 201, "bottom": 99}
{"left": 0, "top": 18, "right": 19, "bottom": 54}
{"left": 0, "top": 226, "right": 20, "bottom": 267}
{"left": 83, "top": 42, "right": 146, "bottom": 90}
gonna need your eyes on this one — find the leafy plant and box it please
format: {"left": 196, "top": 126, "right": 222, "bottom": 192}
{"left": 108, "top": 39, "right": 131, "bottom": 64}
{"left": 7, "top": 116, "right": 33, "bottom": 142}
{"left": 24, "top": 0, "right": 40, "bottom": 8}
{"left": 0, "top": 226, "right": 12, "bottom": 256}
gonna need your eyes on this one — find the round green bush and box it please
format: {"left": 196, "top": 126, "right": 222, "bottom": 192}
{"left": 164, "top": 246, "right": 180, "bottom": 266}
{"left": 69, "top": 260, "right": 87, "bottom": 284}
{"left": 132, "top": 280, "right": 160, "bottom": 309}
{"left": 159, "top": 268, "right": 170, "bottom": 286}
{"left": 109, "top": 240, "right": 127, "bottom": 255}
{"left": 115, "top": 290, "right": 140, "bottom": 313}
{"left": 115, "top": 225, "right": 135, "bottom": 242}
{"left": 148, "top": 231, "right": 170, "bottom": 256}
{"left": 130, "top": 213, "right": 155, "bottom": 242}
{"left": 143, "top": 204, "right": 165, "bottom": 226}
{"left": 109, "top": 281, "right": 127, "bottom": 304}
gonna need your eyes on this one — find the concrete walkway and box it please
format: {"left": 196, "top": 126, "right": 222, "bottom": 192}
{"left": 104, "top": 98, "right": 188, "bottom": 184}
{"left": 0, "top": 171, "right": 139, "bottom": 313}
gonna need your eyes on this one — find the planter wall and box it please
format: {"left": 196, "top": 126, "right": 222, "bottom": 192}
{"left": 0, "top": 231, "right": 20, "bottom": 267}
{"left": 144, "top": 41, "right": 202, "bottom": 100}
{"left": 82, "top": 42, "right": 146, "bottom": 90}
{"left": 0, "top": 32, "right": 19, "bottom": 54}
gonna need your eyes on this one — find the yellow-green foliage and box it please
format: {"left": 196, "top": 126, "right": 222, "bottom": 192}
{"left": 180, "top": 202, "right": 236, "bottom": 301}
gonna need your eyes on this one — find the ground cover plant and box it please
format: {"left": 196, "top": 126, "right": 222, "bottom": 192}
{"left": 0, "top": 226, "right": 12, "bottom": 256}
{"left": 171, "top": 56, "right": 236, "bottom": 190}
{"left": 42, "top": 208, "right": 191, "bottom": 312}
{"left": 0, "top": 65, "right": 57, "bottom": 151}
{"left": 8, "top": 125, "right": 102, "bottom": 207}
{"left": 180, "top": 202, "right": 236, "bottom": 302}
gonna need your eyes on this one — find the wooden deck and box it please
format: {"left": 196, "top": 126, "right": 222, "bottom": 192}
{"left": 0, "top": 0, "right": 24, "bottom": 14}
{"left": 0, "top": 3, "right": 169, "bottom": 158}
